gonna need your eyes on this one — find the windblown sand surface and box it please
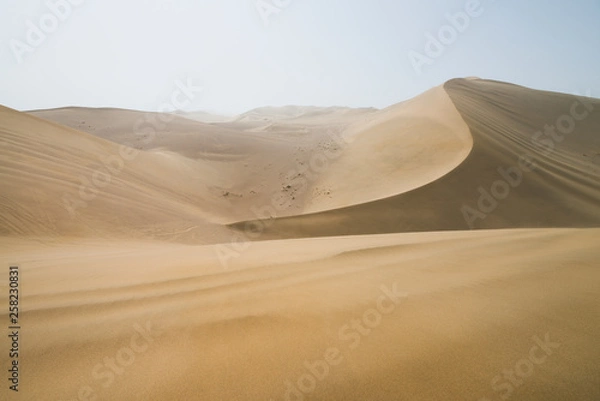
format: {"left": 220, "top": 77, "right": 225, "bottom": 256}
{"left": 1, "top": 78, "right": 599, "bottom": 400}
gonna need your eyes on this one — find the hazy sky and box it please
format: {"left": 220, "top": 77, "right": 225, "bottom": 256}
{"left": 1, "top": 0, "right": 599, "bottom": 114}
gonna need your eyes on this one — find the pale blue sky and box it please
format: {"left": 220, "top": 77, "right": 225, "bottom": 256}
{"left": 1, "top": 0, "right": 598, "bottom": 114}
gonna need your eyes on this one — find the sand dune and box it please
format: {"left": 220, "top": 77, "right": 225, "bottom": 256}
{"left": 24, "top": 106, "right": 379, "bottom": 223}
{"left": 233, "top": 79, "right": 600, "bottom": 238}
{"left": 26, "top": 87, "right": 475, "bottom": 221}
{"left": 1, "top": 78, "right": 599, "bottom": 401}
{"left": 233, "top": 105, "right": 378, "bottom": 127}
{"left": 303, "top": 85, "right": 473, "bottom": 213}
{"left": 0, "top": 105, "right": 233, "bottom": 242}
{"left": 28, "top": 107, "right": 262, "bottom": 159}
{"left": 175, "top": 110, "right": 233, "bottom": 124}
{"left": 1, "top": 229, "right": 599, "bottom": 400}
{"left": 5, "top": 105, "right": 354, "bottom": 238}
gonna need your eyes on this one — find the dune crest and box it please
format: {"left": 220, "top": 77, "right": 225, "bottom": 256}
{"left": 305, "top": 85, "right": 473, "bottom": 213}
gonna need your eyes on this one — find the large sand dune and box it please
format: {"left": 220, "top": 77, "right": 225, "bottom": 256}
{"left": 1, "top": 78, "right": 599, "bottom": 401}
{"left": 0, "top": 105, "right": 232, "bottom": 242}
{"left": 233, "top": 79, "right": 600, "bottom": 238}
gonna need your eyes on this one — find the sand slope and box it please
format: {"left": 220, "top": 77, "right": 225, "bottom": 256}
{"left": 25, "top": 106, "right": 376, "bottom": 222}
{"left": 1, "top": 228, "right": 599, "bottom": 400}
{"left": 0, "top": 105, "right": 234, "bottom": 242}
{"left": 27, "top": 95, "right": 474, "bottom": 225}
{"left": 6, "top": 106, "right": 356, "bottom": 238}
{"left": 304, "top": 86, "right": 473, "bottom": 213}
{"left": 233, "top": 79, "right": 600, "bottom": 238}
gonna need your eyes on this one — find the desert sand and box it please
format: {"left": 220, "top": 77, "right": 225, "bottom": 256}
{"left": 1, "top": 78, "right": 599, "bottom": 400}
